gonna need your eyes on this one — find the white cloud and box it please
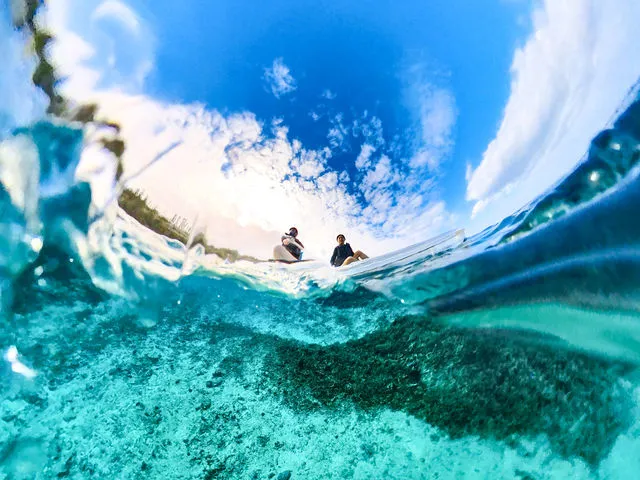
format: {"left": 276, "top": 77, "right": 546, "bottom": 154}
{"left": 467, "top": 0, "right": 640, "bottom": 225}
{"left": 401, "top": 64, "right": 457, "bottom": 173}
{"left": 465, "top": 162, "right": 473, "bottom": 183}
{"left": 322, "top": 89, "right": 336, "bottom": 100}
{"left": 409, "top": 149, "right": 437, "bottom": 171}
{"left": 44, "top": 0, "right": 154, "bottom": 97}
{"left": 362, "top": 155, "right": 394, "bottom": 195}
{"left": 417, "top": 86, "right": 456, "bottom": 150}
{"left": 355, "top": 143, "right": 375, "bottom": 170}
{"left": 409, "top": 84, "right": 457, "bottom": 171}
{"left": 69, "top": 90, "right": 456, "bottom": 259}
{"left": 92, "top": 0, "right": 140, "bottom": 34}
{"left": 339, "top": 69, "right": 458, "bottom": 237}
{"left": 52, "top": 31, "right": 101, "bottom": 96}
{"left": 327, "top": 114, "right": 348, "bottom": 150}
{"left": 43, "top": 0, "right": 457, "bottom": 261}
{"left": 317, "top": 171, "right": 338, "bottom": 190}
{"left": 291, "top": 148, "right": 328, "bottom": 179}
{"left": 264, "top": 58, "right": 297, "bottom": 99}
{"left": 352, "top": 113, "right": 385, "bottom": 149}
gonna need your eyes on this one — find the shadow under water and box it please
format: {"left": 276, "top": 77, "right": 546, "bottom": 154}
{"left": 268, "top": 316, "right": 634, "bottom": 467}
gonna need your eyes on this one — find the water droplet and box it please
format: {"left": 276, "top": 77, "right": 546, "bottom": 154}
{"left": 34, "top": 265, "right": 44, "bottom": 277}
{"left": 589, "top": 171, "right": 600, "bottom": 183}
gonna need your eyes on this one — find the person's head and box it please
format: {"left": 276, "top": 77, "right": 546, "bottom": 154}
{"left": 289, "top": 227, "right": 298, "bottom": 237}
{"left": 336, "top": 234, "right": 346, "bottom": 245}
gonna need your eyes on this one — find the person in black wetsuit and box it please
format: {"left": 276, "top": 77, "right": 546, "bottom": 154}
{"left": 330, "top": 234, "right": 369, "bottom": 267}
{"left": 281, "top": 227, "right": 305, "bottom": 260}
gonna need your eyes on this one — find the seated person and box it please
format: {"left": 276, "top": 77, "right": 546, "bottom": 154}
{"left": 330, "top": 234, "right": 369, "bottom": 267}
{"left": 281, "top": 226, "right": 305, "bottom": 260}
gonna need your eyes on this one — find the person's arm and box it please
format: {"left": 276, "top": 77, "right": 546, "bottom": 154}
{"left": 346, "top": 243, "right": 354, "bottom": 257}
{"left": 282, "top": 235, "right": 302, "bottom": 249}
{"left": 330, "top": 247, "right": 337, "bottom": 266}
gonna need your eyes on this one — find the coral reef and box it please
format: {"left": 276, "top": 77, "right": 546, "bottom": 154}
{"left": 268, "top": 316, "right": 632, "bottom": 465}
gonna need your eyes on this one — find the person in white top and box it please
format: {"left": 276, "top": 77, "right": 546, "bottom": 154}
{"left": 280, "top": 227, "right": 305, "bottom": 260}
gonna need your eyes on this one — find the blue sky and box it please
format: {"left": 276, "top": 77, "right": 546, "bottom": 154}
{"left": 42, "top": 0, "right": 640, "bottom": 258}
{"left": 136, "top": 0, "right": 531, "bottom": 212}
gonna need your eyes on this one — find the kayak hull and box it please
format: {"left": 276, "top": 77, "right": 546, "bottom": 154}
{"left": 273, "top": 245, "right": 299, "bottom": 262}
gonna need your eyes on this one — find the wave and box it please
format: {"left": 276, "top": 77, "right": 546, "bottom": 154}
{"left": 499, "top": 80, "right": 640, "bottom": 245}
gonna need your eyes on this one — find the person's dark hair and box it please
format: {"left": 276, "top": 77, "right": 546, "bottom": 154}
{"left": 336, "top": 234, "right": 345, "bottom": 241}
{"left": 289, "top": 227, "right": 298, "bottom": 236}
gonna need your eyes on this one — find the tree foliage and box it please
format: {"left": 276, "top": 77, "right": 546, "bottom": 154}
{"left": 118, "top": 189, "right": 260, "bottom": 263}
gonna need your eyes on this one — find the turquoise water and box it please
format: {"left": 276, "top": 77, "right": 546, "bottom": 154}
{"left": 3, "top": 6, "right": 640, "bottom": 480}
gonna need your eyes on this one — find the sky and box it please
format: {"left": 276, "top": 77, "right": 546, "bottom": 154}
{"left": 40, "top": 0, "right": 640, "bottom": 260}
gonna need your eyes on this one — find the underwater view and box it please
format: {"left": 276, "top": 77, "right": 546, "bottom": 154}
{"left": 3, "top": 0, "right": 640, "bottom": 478}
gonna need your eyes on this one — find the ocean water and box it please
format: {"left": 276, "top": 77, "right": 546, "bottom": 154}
{"left": 3, "top": 7, "right": 640, "bottom": 480}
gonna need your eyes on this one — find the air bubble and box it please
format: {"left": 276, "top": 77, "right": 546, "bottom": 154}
{"left": 30, "top": 237, "right": 43, "bottom": 253}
